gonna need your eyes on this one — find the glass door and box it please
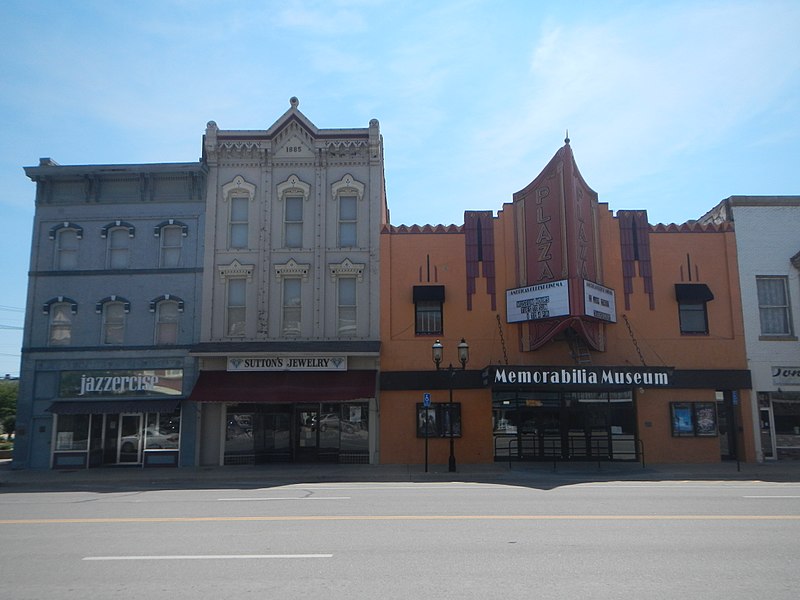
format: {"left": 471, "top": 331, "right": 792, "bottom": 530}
{"left": 117, "top": 414, "right": 143, "bottom": 464}
{"left": 295, "top": 405, "right": 319, "bottom": 461}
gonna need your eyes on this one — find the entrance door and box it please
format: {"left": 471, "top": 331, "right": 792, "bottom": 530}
{"left": 295, "top": 406, "right": 318, "bottom": 461}
{"left": 118, "top": 414, "right": 143, "bottom": 464}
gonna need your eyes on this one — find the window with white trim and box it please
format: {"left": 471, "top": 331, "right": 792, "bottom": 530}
{"left": 226, "top": 278, "right": 246, "bottom": 337}
{"left": 48, "top": 302, "right": 74, "bottom": 346}
{"left": 102, "top": 301, "right": 126, "bottom": 345}
{"left": 155, "top": 300, "right": 180, "bottom": 345}
{"left": 284, "top": 196, "right": 303, "bottom": 248}
{"left": 229, "top": 196, "right": 249, "bottom": 249}
{"left": 757, "top": 276, "right": 793, "bottom": 336}
{"left": 56, "top": 228, "right": 79, "bottom": 270}
{"left": 337, "top": 277, "right": 357, "bottom": 336}
{"left": 107, "top": 227, "right": 131, "bottom": 269}
{"left": 159, "top": 225, "right": 183, "bottom": 267}
{"left": 282, "top": 278, "right": 302, "bottom": 337}
{"left": 338, "top": 195, "right": 357, "bottom": 247}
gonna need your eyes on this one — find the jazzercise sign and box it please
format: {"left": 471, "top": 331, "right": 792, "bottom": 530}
{"left": 506, "top": 280, "right": 570, "bottom": 323}
{"left": 59, "top": 369, "right": 183, "bottom": 397}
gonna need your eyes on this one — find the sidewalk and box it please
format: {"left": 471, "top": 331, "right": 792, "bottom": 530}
{"left": 2, "top": 459, "right": 799, "bottom": 491}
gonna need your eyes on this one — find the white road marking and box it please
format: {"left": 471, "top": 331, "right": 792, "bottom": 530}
{"left": 743, "top": 495, "right": 800, "bottom": 499}
{"left": 217, "top": 496, "right": 350, "bottom": 501}
{"left": 83, "top": 554, "right": 332, "bottom": 561}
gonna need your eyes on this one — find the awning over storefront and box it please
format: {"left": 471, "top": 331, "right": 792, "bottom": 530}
{"left": 188, "top": 370, "right": 377, "bottom": 403}
{"left": 47, "top": 399, "right": 181, "bottom": 414}
{"left": 675, "top": 283, "right": 714, "bottom": 303}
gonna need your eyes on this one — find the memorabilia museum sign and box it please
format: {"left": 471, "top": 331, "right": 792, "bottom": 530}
{"left": 227, "top": 355, "right": 348, "bottom": 372}
{"left": 490, "top": 365, "right": 673, "bottom": 388}
{"left": 60, "top": 369, "right": 183, "bottom": 397}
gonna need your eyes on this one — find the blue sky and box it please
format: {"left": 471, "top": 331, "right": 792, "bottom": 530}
{"left": 0, "top": 0, "right": 798, "bottom": 377}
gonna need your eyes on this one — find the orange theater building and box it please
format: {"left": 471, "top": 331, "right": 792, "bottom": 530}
{"left": 379, "top": 139, "right": 753, "bottom": 466}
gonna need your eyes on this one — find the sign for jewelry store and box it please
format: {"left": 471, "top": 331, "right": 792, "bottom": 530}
{"left": 227, "top": 356, "right": 348, "bottom": 371}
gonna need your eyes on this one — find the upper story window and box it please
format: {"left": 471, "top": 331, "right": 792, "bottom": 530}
{"left": 50, "top": 223, "right": 83, "bottom": 270}
{"left": 229, "top": 196, "right": 249, "bottom": 249}
{"left": 150, "top": 295, "right": 184, "bottom": 345}
{"left": 284, "top": 196, "right": 303, "bottom": 248}
{"left": 277, "top": 175, "right": 310, "bottom": 249}
{"left": 96, "top": 296, "right": 130, "bottom": 345}
{"left": 675, "top": 284, "right": 713, "bottom": 335}
{"left": 222, "top": 175, "right": 256, "bottom": 250}
{"left": 282, "top": 278, "right": 302, "bottom": 337}
{"left": 337, "top": 277, "right": 357, "bottom": 336}
{"left": 155, "top": 220, "right": 188, "bottom": 267}
{"left": 413, "top": 286, "right": 445, "bottom": 336}
{"left": 338, "top": 196, "right": 357, "bottom": 247}
{"left": 101, "top": 221, "right": 135, "bottom": 269}
{"left": 757, "top": 276, "right": 793, "bottom": 337}
{"left": 226, "top": 278, "right": 246, "bottom": 337}
{"left": 331, "top": 174, "right": 365, "bottom": 249}
{"left": 218, "top": 259, "right": 254, "bottom": 338}
{"left": 329, "top": 258, "right": 364, "bottom": 337}
{"left": 43, "top": 297, "right": 78, "bottom": 346}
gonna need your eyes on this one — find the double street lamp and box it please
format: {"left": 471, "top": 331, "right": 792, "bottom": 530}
{"left": 431, "top": 338, "right": 469, "bottom": 472}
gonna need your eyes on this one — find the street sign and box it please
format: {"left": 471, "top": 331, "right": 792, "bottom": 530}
{"left": 423, "top": 393, "right": 431, "bottom": 407}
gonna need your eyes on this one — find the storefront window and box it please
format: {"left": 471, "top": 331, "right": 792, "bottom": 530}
{"left": 773, "top": 400, "right": 800, "bottom": 456}
{"left": 144, "top": 411, "right": 180, "bottom": 450}
{"left": 492, "top": 391, "right": 635, "bottom": 461}
{"left": 55, "top": 414, "right": 90, "bottom": 451}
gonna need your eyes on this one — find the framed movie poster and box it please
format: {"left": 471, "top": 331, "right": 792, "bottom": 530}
{"left": 671, "top": 403, "right": 694, "bottom": 437}
{"left": 694, "top": 403, "right": 718, "bottom": 436}
{"left": 416, "top": 403, "right": 462, "bottom": 438}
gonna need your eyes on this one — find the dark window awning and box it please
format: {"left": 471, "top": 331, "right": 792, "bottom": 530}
{"left": 47, "top": 399, "right": 181, "bottom": 415}
{"left": 413, "top": 285, "right": 445, "bottom": 303}
{"left": 188, "top": 370, "right": 377, "bottom": 404}
{"left": 675, "top": 283, "right": 714, "bottom": 303}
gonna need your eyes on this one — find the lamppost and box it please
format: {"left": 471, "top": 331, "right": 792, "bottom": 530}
{"left": 432, "top": 338, "right": 469, "bottom": 472}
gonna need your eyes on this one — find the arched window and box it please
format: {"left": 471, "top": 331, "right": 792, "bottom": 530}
{"left": 154, "top": 220, "right": 188, "bottom": 267}
{"left": 96, "top": 296, "right": 130, "bottom": 345}
{"left": 222, "top": 176, "right": 255, "bottom": 250}
{"left": 50, "top": 223, "right": 83, "bottom": 270}
{"left": 102, "top": 222, "right": 135, "bottom": 269}
{"left": 43, "top": 297, "right": 78, "bottom": 346}
{"left": 155, "top": 299, "right": 181, "bottom": 344}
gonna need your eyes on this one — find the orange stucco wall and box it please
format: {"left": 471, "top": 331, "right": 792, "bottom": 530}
{"left": 379, "top": 182, "right": 752, "bottom": 464}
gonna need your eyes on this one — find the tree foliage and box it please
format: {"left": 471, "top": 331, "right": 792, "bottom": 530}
{"left": 0, "top": 379, "right": 17, "bottom": 421}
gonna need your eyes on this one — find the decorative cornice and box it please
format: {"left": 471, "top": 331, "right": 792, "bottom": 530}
{"left": 221, "top": 175, "right": 256, "bottom": 201}
{"left": 329, "top": 258, "right": 365, "bottom": 282}
{"left": 381, "top": 224, "right": 463, "bottom": 234}
{"left": 331, "top": 173, "right": 365, "bottom": 202}
{"left": 218, "top": 259, "right": 254, "bottom": 281}
{"left": 274, "top": 258, "right": 311, "bottom": 282}
{"left": 277, "top": 174, "right": 311, "bottom": 200}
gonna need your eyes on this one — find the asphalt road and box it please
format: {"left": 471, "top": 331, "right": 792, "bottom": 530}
{"left": 1, "top": 479, "right": 798, "bottom": 599}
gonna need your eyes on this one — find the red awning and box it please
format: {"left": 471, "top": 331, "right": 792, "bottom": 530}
{"left": 188, "top": 370, "right": 377, "bottom": 404}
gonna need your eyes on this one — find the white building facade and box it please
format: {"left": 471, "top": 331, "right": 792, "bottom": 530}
{"left": 187, "top": 98, "right": 386, "bottom": 465}
{"left": 701, "top": 196, "right": 800, "bottom": 460}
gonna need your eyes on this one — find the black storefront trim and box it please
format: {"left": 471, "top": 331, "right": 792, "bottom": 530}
{"left": 380, "top": 367, "right": 751, "bottom": 391}
{"left": 47, "top": 399, "right": 181, "bottom": 414}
